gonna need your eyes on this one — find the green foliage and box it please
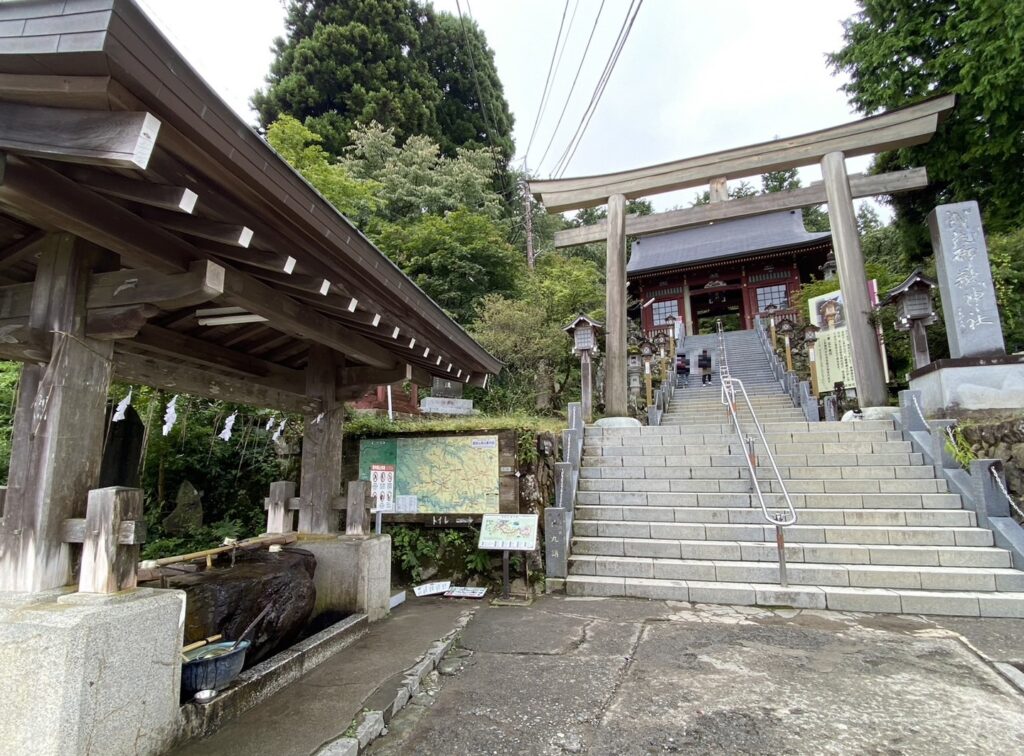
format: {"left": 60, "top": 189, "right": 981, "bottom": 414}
{"left": 253, "top": 0, "right": 442, "bottom": 157}
{"left": 944, "top": 423, "right": 978, "bottom": 469}
{"left": 0, "top": 361, "right": 19, "bottom": 485}
{"left": 829, "top": 0, "right": 1024, "bottom": 246}
{"left": 341, "top": 122, "right": 504, "bottom": 226}
{"left": 253, "top": 0, "right": 514, "bottom": 168}
{"left": 470, "top": 254, "right": 605, "bottom": 414}
{"left": 266, "top": 116, "right": 381, "bottom": 227}
{"left": 386, "top": 524, "right": 493, "bottom": 584}
{"left": 419, "top": 11, "right": 515, "bottom": 164}
{"left": 344, "top": 412, "right": 561, "bottom": 437}
{"left": 376, "top": 209, "right": 523, "bottom": 323}
{"left": 988, "top": 227, "right": 1024, "bottom": 353}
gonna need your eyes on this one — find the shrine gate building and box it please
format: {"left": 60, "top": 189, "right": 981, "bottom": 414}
{"left": 629, "top": 210, "right": 832, "bottom": 335}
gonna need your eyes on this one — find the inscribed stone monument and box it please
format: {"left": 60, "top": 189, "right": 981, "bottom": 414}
{"left": 928, "top": 201, "right": 1005, "bottom": 358}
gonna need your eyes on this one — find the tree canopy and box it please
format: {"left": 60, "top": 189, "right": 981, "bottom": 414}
{"left": 829, "top": 0, "right": 1024, "bottom": 251}
{"left": 253, "top": 0, "right": 514, "bottom": 167}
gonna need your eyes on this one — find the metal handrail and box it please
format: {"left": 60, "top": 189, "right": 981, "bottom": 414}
{"left": 716, "top": 320, "right": 798, "bottom": 585}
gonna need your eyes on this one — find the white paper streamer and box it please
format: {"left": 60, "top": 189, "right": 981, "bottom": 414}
{"left": 112, "top": 388, "right": 132, "bottom": 422}
{"left": 271, "top": 418, "right": 285, "bottom": 443}
{"left": 264, "top": 416, "right": 275, "bottom": 432}
{"left": 161, "top": 395, "right": 179, "bottom": 436}
{"left": 218, "top": 411, "right": 238, "bottom": 442}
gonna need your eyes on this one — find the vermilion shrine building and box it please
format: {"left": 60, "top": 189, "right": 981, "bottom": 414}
{"left": 630, "top": 210, "right": 832, "bottom": 335}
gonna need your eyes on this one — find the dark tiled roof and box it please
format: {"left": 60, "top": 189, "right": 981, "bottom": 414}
{"left": 627, "top": 210, "right": 831, "bottom": 275}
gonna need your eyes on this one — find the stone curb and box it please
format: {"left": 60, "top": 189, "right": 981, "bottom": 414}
{"left": 315, "top": 609, "right": 476, "bottom": 755}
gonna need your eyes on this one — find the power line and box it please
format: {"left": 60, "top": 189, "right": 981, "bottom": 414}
{"left": 535, "top": 0, "right": 607, "bottom": 175}
{"left": 456, "top": 0, "right": 520, "bottom": 207}
{"left": 523, "top": 0, "right": 571, "bottom": 162}
{"left": 552, "top": 0, "right": 644, "bottom": 179}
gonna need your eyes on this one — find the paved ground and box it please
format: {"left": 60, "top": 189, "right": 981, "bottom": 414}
{"left": 371, "top": 596, "right": 1024, "bottom": 755}
{"left": 172, "top": 599, "right": 472, "bottom": 756}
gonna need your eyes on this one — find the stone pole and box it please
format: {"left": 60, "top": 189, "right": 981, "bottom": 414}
{"left": 605, "top": 193, "right": 628, "bottom": 416}
{"left": 820, "top": 151, "right": 888, "bottom": 407}
{"left": 580, "top": 349, "right": 593, "bottom": 423}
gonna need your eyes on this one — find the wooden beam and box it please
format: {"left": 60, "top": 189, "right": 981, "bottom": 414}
{"left": 554, "top": 168, "right": 930, "bottom": 247}
{"left": 218, "top": 265, "right": 396, "bottom": 369}
{"left": 0, "top": 230, "right": 46, "bottom": 273}
{"left": 0, "top": 102, "right": 160, "bottom": 170}
{"left": 66, "top": 167, "right": 198, "bottom": 213}
{"left": 530, "top": 95, "right": 954, "bottom": 211}
{"left": 0, "top": 259, "right": 226, "bottom": 321}
{"left": 131, "top": 324, "right": 305, "bottom": 389}
{"left": 138, "top": 207, "right": 253, "bottom": 247}
{"left": 0, "top": 74, "right": 119, "bottom": 110}
{"left": 86, "top": 260, "right": 226, "bottom": 310}
{"left": 0, "top": 154, "right": 193, "bottom": 273}
{"left": 113, "top": 349, "right": 319, "bottom": 414}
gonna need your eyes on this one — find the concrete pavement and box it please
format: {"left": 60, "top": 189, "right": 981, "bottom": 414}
{"left": 371, "top": 595, "right": 1024, "bottom": 755}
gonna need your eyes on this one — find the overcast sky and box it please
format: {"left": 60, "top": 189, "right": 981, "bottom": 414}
{"left": 139, "top": 0, "right": 877, "bottom": 214}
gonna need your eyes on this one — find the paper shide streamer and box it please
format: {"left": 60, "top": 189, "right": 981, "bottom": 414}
{"left": 219, "top": 411, "right": 238, "bottom": 442}
{"left": 162, "top": 395, "right": 178, "bottom": 436}
{"left": 112, "top": 388, "right": 133, "bottom": 422}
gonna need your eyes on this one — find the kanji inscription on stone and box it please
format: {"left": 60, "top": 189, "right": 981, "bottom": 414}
{"left": 928, "top": 201, "right": 1005, "bottom": 358}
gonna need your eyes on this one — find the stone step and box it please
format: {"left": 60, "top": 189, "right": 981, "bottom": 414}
{"left": 568, "top": 555, "right": 1024, "bottom": 592}
{"left": 564, "top": 575, "right": 1024, "bottom": 617}
{"left": 572, "top": 521, "right": 993, "bottom": 547}
{"left": 577, "top": 479, "right": 949, "bottom": 498}
{"left": 588, "top": 420, "right": 897, "bottom": 436}
{"left": 585, "top": 449, "right": 921, "bottom": 467}
{"left": 584, "top": 438, "right": 914, "bottom": 454}
{"left": 570, "top": 536, "right": 1012, "bottom": 568}
{"left": 575, "top": 505, "right": 976, "bottom": 527}
{"left": 574, "top": 490, "right": 963, "bottom": 509}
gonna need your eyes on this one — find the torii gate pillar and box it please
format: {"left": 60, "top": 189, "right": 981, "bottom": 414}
{"left": 605, "top": 193, "right": 628, "bottom": 417}
{"left": 821, "top": 151, "right": 888, "bottom": 407}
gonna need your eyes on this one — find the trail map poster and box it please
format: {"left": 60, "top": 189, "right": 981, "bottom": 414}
{"left": 478, "top": 514, "right": 539, "bottom": 551}
{"left": 358, "top": 435, "right": 500, "bottom": 515}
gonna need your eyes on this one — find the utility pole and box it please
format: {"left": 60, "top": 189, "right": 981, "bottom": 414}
{"left": 522, "top": 180, "right": 535, "bottom": 270}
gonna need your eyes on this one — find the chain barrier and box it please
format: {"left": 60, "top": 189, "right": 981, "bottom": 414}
{"left": 991, "top": 467, "right": 1024, "bottom": 521}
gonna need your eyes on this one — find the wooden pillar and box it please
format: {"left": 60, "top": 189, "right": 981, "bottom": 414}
{"left": 604, "top": 193, "right": 628, "bottom": 416}
{"left": 0, "top": 234, "right": 113, "bottom": 592}
{"left": 299, "top": 344, "right": 343, "bottom": 533}
{"left": 820, "top": 151, "right": 888, "bottom": 407}
{"left": 709, "top": 176, "right": 729, "bottom": 203}
{"left": 682, "top": 281, "right": 693, "bottom": 337}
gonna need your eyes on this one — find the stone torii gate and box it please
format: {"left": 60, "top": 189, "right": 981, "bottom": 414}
{"left": 529, "top": 95, "right": 955, "bottom": 414}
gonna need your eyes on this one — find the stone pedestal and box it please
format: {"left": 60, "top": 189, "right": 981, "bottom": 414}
{"left": 298, "top": 535, "right": 391, "bottom": 622}
{"left": 0, "top": 587, "right": 185, "bottom": 756}
{"left": 909, "top": 356, "right": 1024, "bottom": 414}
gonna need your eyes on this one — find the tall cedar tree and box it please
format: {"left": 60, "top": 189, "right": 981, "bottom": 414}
{"left": 829, "top": 0, "right": 1024, "bottom": 259}
{"left": 253, "top": 0, "right": 514, "bottom": 168}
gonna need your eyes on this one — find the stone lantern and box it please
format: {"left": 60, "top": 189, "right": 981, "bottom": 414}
{"left": 640, "top": 338, "right": 655, "bottom": 406}
{"left": 564, "top": 314, "right": 603, "bottom": 422}
{"left": 881, "top": 270, "right": 938, "bottom": 369}
{"left": 776, "top": 317, "right": 796, "bottom": 372}
{"left": 653, "top": 330, "right": 669, "bottom": 382}
{"left": 802, "top": 323, "right": 821, "bottom": 396}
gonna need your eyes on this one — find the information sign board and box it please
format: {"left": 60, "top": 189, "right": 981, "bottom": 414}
{"left": 478, "top": 514, "right": 539, "bottom": 551}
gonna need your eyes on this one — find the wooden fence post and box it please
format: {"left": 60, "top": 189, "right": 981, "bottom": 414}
{"left": 76, "top": 487, "right": 145, "bottom": 594}
{"left": 345, "top": 480, "right": 372, "bottom": 535}
{"left": 264, "top": 481, "right": 297, "bottom": 534}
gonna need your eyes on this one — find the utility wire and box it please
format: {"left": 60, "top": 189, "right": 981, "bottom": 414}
{"left": 552, "top": 0, "right": 644, "bottom": 178}
{"left": 535, "top": 0, "right": 607, "bottom": 175}
{"left": 523, "top": 0, "right": 570, "bottom": 162}
{"left": 456, "top": 0, "right": 518, "bottom": 206}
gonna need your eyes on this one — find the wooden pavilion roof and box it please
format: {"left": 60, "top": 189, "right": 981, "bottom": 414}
{"left": 0, "top": 0, "right": 501, "bottom": 413}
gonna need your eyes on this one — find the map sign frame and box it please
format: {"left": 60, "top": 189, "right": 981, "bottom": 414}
{"left": 357, "top": 431, "right": 519, "bottom": 522}
{"left": 478, "top": 514, "right": 539, "bottom": 551}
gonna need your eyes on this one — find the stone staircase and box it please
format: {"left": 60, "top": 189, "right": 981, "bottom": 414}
{"left": 566, "top": 330, "right": 1024, "bottom": 617}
